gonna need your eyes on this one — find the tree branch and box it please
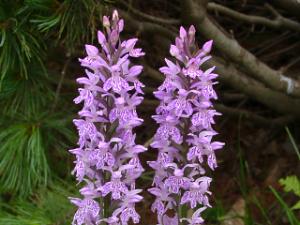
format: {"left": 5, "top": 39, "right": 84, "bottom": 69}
{"left": 209, "top": 57, "right": 300, "bottom": 116}
{"left": 120, "top": 1, "right": 180, "bottom": 25}
{"left": 120, "top": 10, "right": 176, "bottom": 40}
{"left": 182, "top": 0, "right": 300, "bottom": 97}
{"left": 215, "top": 104, "right": 294, "bottom": 126}
{"left": 272, "top": 0, "right": 300, "bottom": 20}
{"left": 207, "top": 2, "right": 300, "bottom": 33}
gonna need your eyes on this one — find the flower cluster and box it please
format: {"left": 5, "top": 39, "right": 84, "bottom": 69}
{"left": 148, "top": 26, "right": 224, "bottom": 224}
{"left": 70, "top": 10, "right": 146, "bottom": 225}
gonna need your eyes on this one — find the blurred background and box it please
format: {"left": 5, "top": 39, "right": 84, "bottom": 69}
{"left": 0, "top": 0, "right": 300, "bottom": 224}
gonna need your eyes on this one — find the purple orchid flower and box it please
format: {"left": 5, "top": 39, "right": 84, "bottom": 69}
{"left": 70, "top": 10, "right": 146, "bottom": 224}
{"left": 70, "top": 198, "right": 100, "bottom": 225}
{"left": 148, "top": 25, "right": 224, "bottom": 224}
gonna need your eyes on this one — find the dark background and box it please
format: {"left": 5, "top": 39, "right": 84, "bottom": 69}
{"left": 0, "top": 0, "right": 299, "bottom": 224}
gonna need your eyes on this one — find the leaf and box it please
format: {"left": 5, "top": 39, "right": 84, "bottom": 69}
{"left": 31, "top": 14, "right": 61, "bottom": 32}
{"left": 279, "top": 176, "right": 300, "bottom": 197}
{"left": 285, "top": 127, "right": 300, "bottom": 161}
{"left": 292, "top": 201, "right": 300, "bottom": 210}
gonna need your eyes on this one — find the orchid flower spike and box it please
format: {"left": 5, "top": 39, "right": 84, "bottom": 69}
{"left": 148, "top": 25, "right": 224, "bottom": 224}
{"left": 70, "top": 10, "right": 146, "bottom": 225}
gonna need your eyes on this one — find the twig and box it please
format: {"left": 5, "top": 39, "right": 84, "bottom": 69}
{"left": 252, "top": 31, "right": 294, "bottom": 56}
{"left": 208, "top": 2, "right": 300, "bottom": 33}
{"left": 272, "top": 0, "right": 300, "bottom": 19}
{"left": 265, "top": 3, "right": 300, "bottom": 32}
{"left": 280, "top": 56, "right": 300, "bottom": 73}
{"left": 120, "top": 10, "right": 176, "bottom": 40}
{"left": 121, "top": 1, "right": 180, "bottom": 25}
{"left": 215, "top": 104, "right": 294, "bottom": 126}
{"left": 260, "top": 41, "right": 300, "bottom": 61}
{"left": 265, "top": 3, "right": 280, "bottom": 17}
{"left": 143, "top": 137, "right": 154, "bottom": 148}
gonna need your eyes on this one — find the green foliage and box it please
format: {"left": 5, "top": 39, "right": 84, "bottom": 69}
{"left": 0, "top": 66, "right": 75, "bottom": 196}
{"left": 279, "top": 128, "right": 300, "bottom": 210}
{"left": 269, "top": 186, "right": 299, "bottom": 225}
{"left": 0, "top": 0, "right": 108, "bottom": 82}
{"left": 30, "top": 0, "right": 105, "bottom": 50}
{"left": 0, "top": 69, "right": 54, "bottom": 116}
{"left": 268, "top": 128, "right": 300, "bottom": 224}
{"left": 252, "top": 195, "right": 272, "bottom": 225}
{"left": 0, "top": 0, "right": 84, "bottom": 197}
{"left": 203, "top": 199, "right": 226, "bottom": 223}
{"left": 0, "top": 55, "right": 76, "bottom": 195}
{"left": 280, "top": 176, "right": 300, "bottom": 197}
{"left": 292, "top": 201, "right": 300, "bottom": 211}
{"left": 0, "top": 0, "right": 48, "bottom": 80}
{"left": 279, "top": 176, "right": 300, "bottom": 210}
{"left": 0, "top": 0, "right": 106, "bottom": 223}
{"left": 0, "top": 180, "right": 75, "bottom": 225}
{"left": 0, "top": 119, "right": 48, "bottom": 196}
{"left": 0, "top": 111, "right": 75, "bottom": 196}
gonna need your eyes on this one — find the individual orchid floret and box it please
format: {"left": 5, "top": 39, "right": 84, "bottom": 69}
{"left": 148, "top": 186, "right": 176, "bottom": 216}
{"left": 98, "top": 167, "right": 130, "bottom": 200}
{"left": 70, "top": 10, "right": 146, "bottom": 225}
{"left": 180, "top": 207, "right": 207, "bottom": 225}
{"left": 148, "top": 25, "right": 224, "bottom": 224}
{"left": 180, "top": 177, "right": 212, "bottom": 208}
{"left": 70, "top": 198, "right": 100, "bottom": 225}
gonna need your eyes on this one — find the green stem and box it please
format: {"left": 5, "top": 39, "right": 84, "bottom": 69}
{"left": 104, "top": 171, "right": 110, "bottom": 218}
{"left": 99, "top": 196, "right": 105, "bottom": 225}
{"left": 100, "top": 171, "right": 110, "bottom": 225}
{"left": 177, "top": 197, "right": 188, "bottom": 224}
{"left": 178, "top": 204, "right": 182, "bottom": 223}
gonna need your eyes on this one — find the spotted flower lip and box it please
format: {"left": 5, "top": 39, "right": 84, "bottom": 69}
{"left": 70, "top": 198, "right": 101, "bottom": 225}
{"left": 148, "top": 25, "right": 224, "bottom": 224}
{"left": 70, "top": 10, "right": 146, "bottom": 225}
